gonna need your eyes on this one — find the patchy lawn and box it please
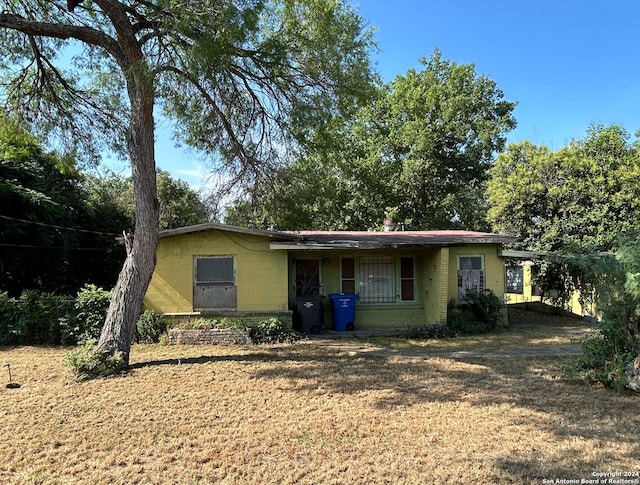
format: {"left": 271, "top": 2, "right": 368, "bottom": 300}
{"left": 1, "top": 316, "right": 638, "bottom": 484}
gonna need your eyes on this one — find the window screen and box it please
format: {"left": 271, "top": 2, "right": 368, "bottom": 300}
{"left": 196, "top": 257, "right": 234, "bottom": 284}
{"left": 194, "top": 256, "right": 237, "bottom": 310}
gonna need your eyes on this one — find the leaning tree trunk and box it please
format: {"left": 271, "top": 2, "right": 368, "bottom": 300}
{"left": 97, "top": 64, "right": 159, "bottom": 365}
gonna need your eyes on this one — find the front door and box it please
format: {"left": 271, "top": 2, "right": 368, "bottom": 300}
{"left": 295, "top": 259, "right": 321, "bottom": 296}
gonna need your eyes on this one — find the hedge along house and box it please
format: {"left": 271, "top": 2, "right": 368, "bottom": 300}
{"left": 143, "top": 223, "right": 518, "bottom": 332}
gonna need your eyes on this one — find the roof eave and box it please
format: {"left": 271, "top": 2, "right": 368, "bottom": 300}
{"left": 159, "top": 222, "right": 301, "bottom": 241}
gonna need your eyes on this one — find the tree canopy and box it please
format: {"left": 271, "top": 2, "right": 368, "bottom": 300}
{"left": 487, "top": 124, "right": 640, "bottom": 253}
{"left": 487, "top": 124, "right": 640, "bottom": 309}
{"left": 226, "top": 49, "right": 517, "bottom": 230}
{"left": 0, "top": 116, "right": 209, "bottom": 295}
{"left": 0, "top": 116, "right": 125, "bottom": 294}
{"left": 0, "top": 0, "right": 377, "bottom": 363}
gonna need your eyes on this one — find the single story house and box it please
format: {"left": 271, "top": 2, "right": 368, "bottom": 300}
{"left": 143, "top": 223, "right": 518, "bottom": 333}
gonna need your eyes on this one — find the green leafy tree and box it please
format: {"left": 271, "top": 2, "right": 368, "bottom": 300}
{"left": 156, "top": 170, "right": 208, "bottom": 229}
{"left": 87, "top": 169, "right": 208, "bottom": 231}
{"left": 227, "top": 49, "right": 516, "bottom": 230}
{"left": 488, "top": 125, "right": 640, "bottom": 251}
{"left": 487, "top": 125, "right": 640, "bottom": 304}
{"left": 0, "top": 115, "right": 114, "bottom": 294}
{"left": 0, "top": 0, "right": 376, "bottom": 364}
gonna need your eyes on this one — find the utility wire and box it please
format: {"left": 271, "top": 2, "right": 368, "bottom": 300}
{"left": 0, "top": 214, "right": 121, "bottom": 237}
{"left": 0, "top": 242, "right": 117, "bottom": 251}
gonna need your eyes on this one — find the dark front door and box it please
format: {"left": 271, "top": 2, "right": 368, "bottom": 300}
{"left": 295, "top": 259, "right": 321, "bottom": 296}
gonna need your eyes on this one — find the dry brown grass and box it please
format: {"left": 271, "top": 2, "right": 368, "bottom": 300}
{"left": 1, "top": 318, "right": 639, "bottom": 484}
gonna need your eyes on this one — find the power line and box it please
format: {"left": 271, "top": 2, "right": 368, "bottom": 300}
{"left": 0, "top": 214, "right": 120, "bottom": 237}
{"left": 0, "top": 242, "right": 117, "bottom": 251}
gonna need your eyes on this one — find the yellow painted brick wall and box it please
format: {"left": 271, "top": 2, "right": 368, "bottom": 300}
{"left": 144, "top": 229, "right": 289, "bottom": 315}
{"left": 290, "top": 248, "right": 450, "bottom": 329}
{"left": 420, "top": 248, "right": 448, "bottom": 324}
{"left": 351, "top": 305, "right": 425, "bottom": 330}
{"left": 448, "top": 245, "right": 505, "bottom": 303}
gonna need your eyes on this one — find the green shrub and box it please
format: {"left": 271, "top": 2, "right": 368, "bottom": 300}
{"left": 402, "top": 323, "right": 455, "bottom": 340}
{"left": 0, "top": 292, "right": 19, "bottom": 345}
{"left": 447, "top": 291, "right": 505, "bottom": 336}
{"left": 0, "top": 290, "right": 74, "bottom": 345}
{"left": 173, "top": 317, "right": 247, "bottom": 330}
{"left": 217, "top": 317, "right": 247, "bottom": 330}
{"left": 65, "top": 339, "right": 126, "bottom": 382}
{"left": 568, "top": 334, "right": 634, "bottom": 391}
{"left": 135, "top": 310, "right": 167, "bottom": 343}
{"left": 178, "top": 317, "right": 216, "bottom": 329}
{"left": 250, "top": 318, "right": 303, "bottom": 344}
{"left": 567, "top": 300, "right": 637, "bottom": 390}
{"left": 60, "top": 284, "right": 111, "bottom": 344}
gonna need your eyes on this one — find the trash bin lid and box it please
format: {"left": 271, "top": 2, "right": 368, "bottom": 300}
{"left": 329, "top": 293, "right": 359, "bottom": 300}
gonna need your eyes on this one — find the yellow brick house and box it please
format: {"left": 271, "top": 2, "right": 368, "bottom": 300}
{"left": 144, "top": 223, "right": 517, "bottom": 333}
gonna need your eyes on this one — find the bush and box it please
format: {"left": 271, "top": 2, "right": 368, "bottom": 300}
{"left": 217, "top": 317, "right": 248, "bottom": 330}
{"left": 60, "top": 284, "right": 111, "bottom": 344}
{"left": 403, "top": 323, "right": 455, "bottom": 340}
{"left": 567, "top": 300, "right": 637, "bottom": 390}
{"left": 0, "top": 292, "right": 20, "bottom": 345}
{"left": 0, "top": 290, "right": 74, "bottom": 345}
{"left": 447, "top": 291, "right": 505, "bottom": 336}
{"left": 250, "top": 318, "right": 303, "bottom": 344}
{"left": 173, "top": 317, "right": 247, "bottom": 330}
{"left": 65, "top": 339, "right": 126, "bottom": 382}
{"left": 568, "top": 334, "right": 634, "bottom": 391}
{"left": 135, "top": 310, "right": 167, "bottom": 343}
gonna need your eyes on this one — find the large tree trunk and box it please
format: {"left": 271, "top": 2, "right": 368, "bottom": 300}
{"left": 97, "top": 64, "right": 158, "bottom": 365}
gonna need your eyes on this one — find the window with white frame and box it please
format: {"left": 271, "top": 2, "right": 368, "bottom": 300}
{"left": 506, "top": 264, "right": 524, "bottom": 294}
{"left": 341, "top": 256, "right": 415, "bottom": 304}
{"left": 194, "top": 256, "right": 237, "bottom": 310}
{"left": 457, "top": 255, "right": 484, "bottom": 300}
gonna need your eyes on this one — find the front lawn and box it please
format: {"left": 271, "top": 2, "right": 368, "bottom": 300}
{"left": 1, "top": 321, "right": 638, "bottom": 484}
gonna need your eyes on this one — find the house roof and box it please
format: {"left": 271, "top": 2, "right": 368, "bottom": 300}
{"left": 276, "top": 230, "right": 518, "bottom": 249}
{"left": 159, "top": 222, "right": 296, "bottom": 240}
{"left": 159, "top": 223, "right": 518, "bottom": 249}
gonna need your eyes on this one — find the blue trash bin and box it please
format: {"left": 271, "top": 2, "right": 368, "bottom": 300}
{"left": 329, "top": 293, "right": 359, "bottom": 331}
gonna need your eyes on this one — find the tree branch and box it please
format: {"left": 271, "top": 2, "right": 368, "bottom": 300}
{"left": 0, "top": 12, "right": 124, "bottom": 64}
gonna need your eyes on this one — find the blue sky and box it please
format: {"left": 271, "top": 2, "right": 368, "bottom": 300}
{"left": 138, "top": 0, "right": 640, "bottom": 188}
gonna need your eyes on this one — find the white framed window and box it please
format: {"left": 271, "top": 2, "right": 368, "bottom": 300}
{"left": 458, "top": 255, "right": 484, "bottom": 300}
{"left": 506, "top": 264, "right": 524, "bottom": 294}
{"left": 194, "top": 256, "right": 237, "bottom": 310}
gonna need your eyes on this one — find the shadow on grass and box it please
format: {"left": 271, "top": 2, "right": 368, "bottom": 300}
{"left": 128, "top": 331, "right": 639, "bottom": 482}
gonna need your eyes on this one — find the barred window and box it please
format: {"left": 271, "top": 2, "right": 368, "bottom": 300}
{"left": 359, "top": 257, "right": 396, "bottom": 303}
{"left": 458, "top": 255, "right": 484, "bottom": 301}
{"left": 341, "top": 256, "right": 416, "bottom": 304}
{"left": 506, "top": 265, "right": 524, "bottom": 294}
